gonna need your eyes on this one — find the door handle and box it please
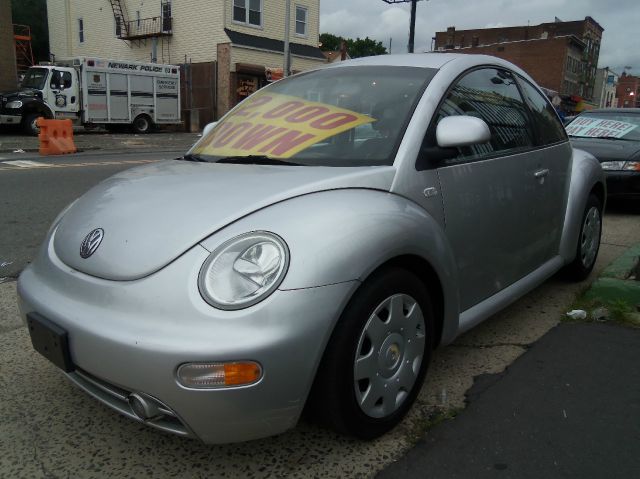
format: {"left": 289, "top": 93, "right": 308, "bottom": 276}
{"left": 534, "top": 168, "right": 549, "bottom": 178}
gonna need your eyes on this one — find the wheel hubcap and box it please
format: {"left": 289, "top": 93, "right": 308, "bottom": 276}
{"left": 580, "top": 206, "right": 601, "bottom": 268}
{"left": 354, "top": 294, "right": 426, "bottom": 418}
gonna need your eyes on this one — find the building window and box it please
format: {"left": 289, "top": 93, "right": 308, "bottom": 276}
{"left": 295, "top": 5, "right": 308, "bottom": 36}
{"left": 161, "top": 0, "right": 172, "bottom": 32}
{"left": 233, "top": 0, "right": 262, "bottom": 27}
{"left": 115, "top": 16, "right": 122, "bottom": 37}
{"left": 136, "top": 11, "right": 141, "bottom": 29}
{"left": 78, "top": 18, "right": 84, "bottom": 43}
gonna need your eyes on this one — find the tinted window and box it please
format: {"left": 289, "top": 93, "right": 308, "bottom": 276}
{"left": 517, "top": 76, "right": 567, "bottom": 145}
{"left": 434, "top": 68, "right": 534, "bottom": 163}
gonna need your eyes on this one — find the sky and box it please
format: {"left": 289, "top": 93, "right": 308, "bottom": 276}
{"left": 319, "top": 0, "right": 640, "bottom": 74}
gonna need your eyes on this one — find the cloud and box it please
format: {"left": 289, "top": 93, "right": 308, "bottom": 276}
{"left": 320, "top": 0, "right": 640, "bottom": 73}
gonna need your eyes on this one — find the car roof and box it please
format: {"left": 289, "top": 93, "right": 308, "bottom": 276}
{"left": 324, "top": 52, "right": 519, "bottom": 71}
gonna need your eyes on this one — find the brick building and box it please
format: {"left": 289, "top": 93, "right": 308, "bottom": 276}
{"left": 616, "top": 73, "right": 640, "bottom": 108}
{"left": 46, "top": 0, "right": 326, "bottom": 126}
{"left": 0, "top": 0, "right": 18, "bottom": 91}
{"left": 434, "top": 17, "right": 604, "bottom": 108}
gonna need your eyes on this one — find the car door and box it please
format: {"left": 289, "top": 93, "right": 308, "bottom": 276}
{"left": 425, "top": 67, "right": 543, "bottom": 310}
{"left": 515, "top": 75, "right": 571, "bottom": 262}
{"left": 49, "top": 68, "right": 79, "bottom": 117}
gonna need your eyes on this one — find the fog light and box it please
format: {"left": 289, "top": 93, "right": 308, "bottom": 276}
{"left": 177, "top": 361, "right": 262, "bottom": 389}
{"left": 127, "top": 392, "right": 161, "bottom": 420}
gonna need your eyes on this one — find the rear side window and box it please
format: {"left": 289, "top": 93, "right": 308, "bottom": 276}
{"left": 517, "top": 76, "right": 567, "bottom": 145}
{"left": 434, "top": 68, "right": 534, "bottom": 163}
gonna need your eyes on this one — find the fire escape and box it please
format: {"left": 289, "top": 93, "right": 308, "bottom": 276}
{"left": 107, "top": 0, "right": 173, "bottom": 62}
{"left": 13, "top": 24, "right": 35, "bottom": 75}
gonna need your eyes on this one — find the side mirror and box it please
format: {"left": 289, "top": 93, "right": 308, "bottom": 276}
{"left": 436, "top": 115, "right": 491, "bottom": 148}
{"left": 202, "top": 121, "right": 218, "bottom": 138}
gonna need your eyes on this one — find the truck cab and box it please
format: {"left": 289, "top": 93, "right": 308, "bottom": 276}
{"left": 0, "top": 65, "right": 80, "bottom": 135}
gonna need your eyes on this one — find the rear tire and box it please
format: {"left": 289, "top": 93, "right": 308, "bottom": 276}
{"left": 308, "top": 267, "right": 434, "bottom": 439}
{"left": 131, "top": 115, "right": 153, "bottom": 134}
{"left": 563, "top": 193, "right": 603, "bottom": 281}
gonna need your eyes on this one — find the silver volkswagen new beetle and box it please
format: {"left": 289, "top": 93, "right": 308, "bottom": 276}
{"left": 18, "top": 54, "right": 604, "bottom": 444}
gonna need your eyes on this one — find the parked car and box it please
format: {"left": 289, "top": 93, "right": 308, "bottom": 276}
{"left": 566, "top": 108, "right": 640, "bottom": 200}
{"left": 18, "top": 53, "right": 605, "bottom": 444}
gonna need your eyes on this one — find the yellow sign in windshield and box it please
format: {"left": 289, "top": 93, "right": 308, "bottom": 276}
{"left": 193, "top": 93, "right": 374, "bottom": 158}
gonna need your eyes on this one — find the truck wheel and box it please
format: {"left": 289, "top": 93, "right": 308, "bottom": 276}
{"left": 132, "top": 115, "right": 153, "bottom": 134}
{"left": 23, "top": 113, "right": 42, "bottom": 136}
{"left": 308, "top": 267, "right": 434, "bottom": 439}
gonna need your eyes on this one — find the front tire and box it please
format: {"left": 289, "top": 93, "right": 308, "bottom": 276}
{"left": 22, "top": 113, "right": 42, "bottom": 136}
{"left": 564, "top": 193, "right": 603, "bottom": 281}
{"left": 309, "top": 267, "right": 434, "bottom": 439}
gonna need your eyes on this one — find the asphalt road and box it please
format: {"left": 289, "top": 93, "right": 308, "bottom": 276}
{"left": 378, "top": 322, "right": 640, "bottom": 479}
{"left": 0, "top": 150, "right": 184, "bottom": 280}
{"left": 0, "top": 150, "right": 638, "bottom": 478}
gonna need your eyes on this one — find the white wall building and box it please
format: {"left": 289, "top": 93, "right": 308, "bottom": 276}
{"left": 593, "top": 67, "right": 619, "bottom": 108}
{"left": 47, "top": 0, "right": 326, "bottom": 122}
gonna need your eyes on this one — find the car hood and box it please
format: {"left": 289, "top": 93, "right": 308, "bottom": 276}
{"left": 570, "top": 137, "right": 640, "bottom": 162}
{"left": 53, "top": 160, "right": 396, "bottom": 280}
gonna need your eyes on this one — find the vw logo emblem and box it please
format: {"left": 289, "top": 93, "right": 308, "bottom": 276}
{"left": 80, "top": 228, "right": 104, "bottom": 259}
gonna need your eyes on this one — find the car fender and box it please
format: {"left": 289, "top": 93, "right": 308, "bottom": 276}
{"left": 199, "top": 188, "right": 461, "bottom": 345}
{"left": 559, "top": 148, "right": 606, "bottom": 263}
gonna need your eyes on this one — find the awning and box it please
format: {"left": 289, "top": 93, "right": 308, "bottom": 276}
{"left": 224, "top": 28, "right": 326, "bottom": 60}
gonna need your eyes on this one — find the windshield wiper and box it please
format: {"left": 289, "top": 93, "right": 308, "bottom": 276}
{"left": 177, "top": 153, "right": 209, "bottom": 162}
{"left": 216, "top": 155, "right": 302, "bottom": 166}
{"left": 569, "top": 135, "right": 632, "bottom": 141}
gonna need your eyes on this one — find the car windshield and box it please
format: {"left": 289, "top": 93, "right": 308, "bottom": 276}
{"left": 189, "top": 66, "right": 436, "bottom": 166}
{"left": 566, "top": 112, "right": 640, "bottom": 141}
{"left": 21, "top": 68, "right": 49, "bottom": 90}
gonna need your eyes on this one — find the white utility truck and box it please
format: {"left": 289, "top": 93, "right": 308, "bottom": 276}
{"left": 0, "top": 57, "right": 181, "bottom": 135}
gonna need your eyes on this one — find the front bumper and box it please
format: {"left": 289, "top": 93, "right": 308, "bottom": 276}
{"left": 605, "top": 170, "right": 640, "bottom": 199}
{"left": 17, "top": 234, "right": 357, "bottom": 444}
{"left": 0, "top": 113, "right": 22, "bottom": 125}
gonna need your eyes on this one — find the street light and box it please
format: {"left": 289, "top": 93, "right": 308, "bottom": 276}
{"left": 381, "top": 0, "right": 427, "bottom": 53}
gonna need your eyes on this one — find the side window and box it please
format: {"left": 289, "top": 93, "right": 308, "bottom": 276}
{"left": 50, "top": 70, "right": 61, "bottom": 90}
{"left": 517, "top": 76, "right": 567, "bottom": 145}
{"left": 434, "top": 68, "right": 534, "bottom": 163}
{"left": 61, "top": 72, "right": 72, "bottom": 90}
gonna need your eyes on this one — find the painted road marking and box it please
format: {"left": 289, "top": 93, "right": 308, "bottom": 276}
{"left": 2, "top": 160, "right": 50, "bottom": 168}
{"left": 0, "top": 159, "right": 157, "bottom": 171}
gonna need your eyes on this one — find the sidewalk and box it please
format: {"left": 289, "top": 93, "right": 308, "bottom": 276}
{"left": 0, "top": 128, "right": 201, "bottom": 154}
{"left": 378, "top": 244, "right": 640, "bottom": 479}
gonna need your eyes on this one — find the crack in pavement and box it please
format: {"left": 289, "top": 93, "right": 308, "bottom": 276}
{"left": 450, "top": 343, "right": 531, "bottom": 350}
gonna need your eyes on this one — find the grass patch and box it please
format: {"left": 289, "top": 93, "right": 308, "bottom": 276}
{"left": 565, "top": 288, "right": 640, "bottom": 327}
{"left": 405, "top": 407, "right": 462, "bottom": 443}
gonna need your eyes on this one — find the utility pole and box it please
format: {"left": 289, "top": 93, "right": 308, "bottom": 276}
{"left": 382, "top": 0, "right": 425, "bottom": 53}
{"left": 408, "top": 0, "right": 417, "bottom": 53}
{"left": 283, "top": 0, "right": 291, "bottom": 76}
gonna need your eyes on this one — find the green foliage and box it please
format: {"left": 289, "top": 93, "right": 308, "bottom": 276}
{"left": 319, "top": 33, "right": 342, "bottom": 52}
{"left": 320, "top": 33, "right": 388, "bottom": 58}
{"left": 11, "top": 0, "right": 49, "bottom": 62}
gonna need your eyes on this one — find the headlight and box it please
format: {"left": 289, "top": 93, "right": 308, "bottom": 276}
{"left": 6, "top": 100, "right": 22, "bottom": 109}
{"left": 198, "top": 231, "right": 289, "bottom": 310}
{"left": 600, "top": 161, "right": 626, "bottom": 170}
{"left": 623, "top": 161, "right": 640, "bottom": 171}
